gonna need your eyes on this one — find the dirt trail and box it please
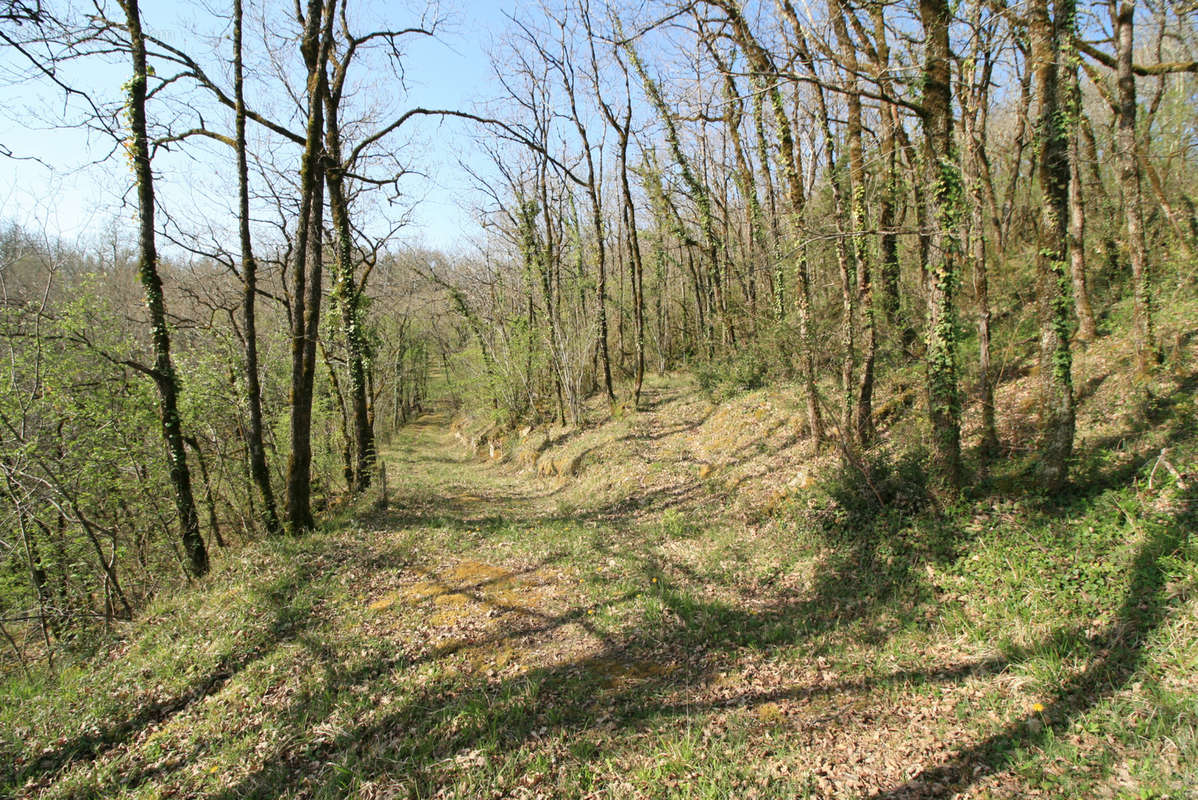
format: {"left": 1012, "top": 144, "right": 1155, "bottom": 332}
{"left": 366, "top": 391, "right": 715, "bottom": 689}
{"left": 349, "top": 386, "right": 1078, "bottom": 799}
{"left": 382, "top": 411, "right": 562, "bottom": 520}
{"left": 8, "top": 372, "right": 1192, "bottom": 799}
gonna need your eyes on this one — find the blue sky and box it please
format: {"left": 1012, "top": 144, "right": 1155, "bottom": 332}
{"left": 0, "top": 0, "right": 519, "bottom": 254}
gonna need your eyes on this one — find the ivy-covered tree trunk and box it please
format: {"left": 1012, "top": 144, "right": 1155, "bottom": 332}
{"left": 325, "top": 164, "right": 374, "bottom": 491}
{"left": 709, "top": 47, "right": 765, "bottom": 342}
{"left": 918, "top": 0, "right": 963, "bottom": 488}
{"left": 747, "top": 76, "right": 782, "bottom": 322}
{"left": 119, "top": 0, "right": 208, "bottom": 575}
{"left": 1030, "top": 0, "right": 1076, "bottom": 489}
{"left": 234, "top": 0, "right": 280, "bottom": 532}
{"left": 1066, "top": 62, "right": 1098, "bottom": 342}
{"left": 285, "top": 0, "right": 332, "bottom": 533}
{"left": 1115, "top": 0, "right": 1157, "bottom": 374}
{"left": 323, "top": 86, "right": 374, "bottom": 492}
{"left": 721, "top": 0, "right": 822, "bottom": 444}
{"left": 624, "top": 32, "right": 723, "bottom": 357}
{"left": 870, "top": 5, "right": 902, "bottom": 331}
{"left": 619, "top": 141, "right": 646, "bottom": 408}
{"left": 793, "top": 18, "right": 855, "bottom": 444}
{"left": 831, "top": 0, "right": 876, "bottom": 446}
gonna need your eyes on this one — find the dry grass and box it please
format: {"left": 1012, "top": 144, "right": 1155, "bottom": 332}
{"left": 2, "top": 308, "right": 1196, "bottom": 798}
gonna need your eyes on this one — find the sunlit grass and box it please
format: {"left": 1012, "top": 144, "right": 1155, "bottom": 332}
{"left": 2, "top": 351, "right": 1196, "bottom": 797}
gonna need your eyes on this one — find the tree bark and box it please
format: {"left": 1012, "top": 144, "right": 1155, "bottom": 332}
{"left": 234, "top": 0, "right": 281, "bottom": 532}
{"left": 1068, "top": 135, "right": 1099, "bottom": 341}
{"left": 727, "top": 0, "right": 823, "bottom": 443}
{"left": 1063, "top": 21, "right": 1099, "bottom": 342}
{"left": 1030, "top": 0, "right": 1076, "bottom": 489}
{"left": 831, "top": 0, "right": 875, "bottom": 446}
{"left": 1115, "top": 0, "right": 1158, "bottom": 374}
{"left": 285, "top": 0, "right": 332, "bottom": 533}
{"left": 790, "top": 20, "right": 855, "bottom": 444}
{"left": 918, "top": 0, "right": 963, "bottom": 488}
{"left": 589, "top": 32, "right": 646, "bottom": 407}
{"left": 323, "top": 89, "right": 374, "bottom": 492}
{"left": 870, "top": 5, "right": 901, "bottom": 331}
{"left": 119, "top": 0, "right": 208, "bottom": 575}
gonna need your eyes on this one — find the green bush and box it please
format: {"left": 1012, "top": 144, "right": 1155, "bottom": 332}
{"left": 813, "top": 447, "right": 933, "bottom": 535}
{"left": 694, "top": 346, "right": 770, "bottom": 401}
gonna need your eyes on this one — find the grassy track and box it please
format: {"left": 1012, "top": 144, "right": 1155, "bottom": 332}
{"left": 2, "top": 374, "right": 1196, "bottom": 798}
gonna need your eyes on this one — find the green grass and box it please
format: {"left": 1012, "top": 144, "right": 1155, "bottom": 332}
{"left": 2, "top": 362, "right": 1196, "bottom": 798}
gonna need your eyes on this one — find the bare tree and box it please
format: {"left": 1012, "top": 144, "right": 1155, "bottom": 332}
{"left": 117, "top": 0, "right": 209, "bottom": 574}
{"left": 234, "top": 0, "right": 281, "bottom": 533}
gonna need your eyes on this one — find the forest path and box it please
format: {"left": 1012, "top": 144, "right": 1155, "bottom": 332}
{"left": 375, "top": 378, "right": 719, "bottom": 529}
{"left": 380, "top": 409, "right": 560, "bottom": 520}
{"left": 9, "top": 377, "right": 1193, "bottom": 799}
{"left": 335, "top": 387, "right": 1044, "bottom": 800}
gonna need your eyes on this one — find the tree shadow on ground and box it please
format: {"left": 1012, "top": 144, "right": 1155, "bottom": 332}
{"left": 188, "top": 458, "right": 999, "bottom": 798}
{"left": 18, "top": 370, "right": 1195, "bottom": 797}
{"left": 19, "top": 447, "right": 1187, "bottom": 798}
{"left": 865, "top": 481, "right": 1195, "bottom": 798}
{"left": 260, "top": 369, "right": 1191, "bottom": 799}
{"left": 0, "top": 543, "right": 352, "bottom": 794}
{"left": 199, "top": 567, "right": 961, "bottom": 797}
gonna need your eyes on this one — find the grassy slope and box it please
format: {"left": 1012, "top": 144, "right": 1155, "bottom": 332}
{"left": 2, "top": 304, "right": 1196, "bottom": 799}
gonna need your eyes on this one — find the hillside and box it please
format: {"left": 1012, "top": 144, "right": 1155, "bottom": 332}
{"left": 2, "top": 315, "right": 1196, "bottom": 799}
{"left": 6, "top": 1, "right": 1198, "bottom": 797}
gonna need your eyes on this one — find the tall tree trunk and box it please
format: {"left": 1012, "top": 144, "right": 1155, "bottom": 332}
{"left": 1115, "top": 0, "right": 1157, "bottom": 374}
{"left": 534, "top": 162, "right": 568, "bottom": 425}
{"left": 894, "top": 118, "right": 930, "bottom": 351}
{"left": 918, "top": 0, "right": 964, "bottom": 488}
{"left": 831, "top": 0, "right": 876, "bottom": 446}
{"left": 797, "top": 30, "right": 855, "bottom": 443}
{"left": 711, "top": 45, "right": 766, "bottom": 343}
{"left": 324, "top": 165, "right": 374, "bottom": 490}
{"left": 959, "top": 15, "right": 1000, "bottom": 458}
{"left": 1030, "top": 0, "right": 1076, "bottom": 489}
{"left": 732, "top": 0, "right": 823, "bottom": 442}
{"left": 623, "top": 158, "right": 646, "bottom": 408}
{"left": 119, "top": 0, "right": 208, "bottom": 575}
{"left": 285, "top": 0, "right": 332, "bottom": 533}
{"left": 1068, "top": 138, "right": 1099, "bottom": 341}
{"left": 743, "top": 75, "right": 782, "bottom": 321}
{"left": 871, "top": 6, "right": 901, "bottom": 330}
{"left": 1064, "top": 26, "right": 1099, "bottom": 342}
{"left": 323, "top": 85, "right": 374, "bottom": 491}
{"left": 566, "top": 88, "right": 615, "bottom": 403}
{"left": 234, "top": 0, "right": 280, "bottom": 533}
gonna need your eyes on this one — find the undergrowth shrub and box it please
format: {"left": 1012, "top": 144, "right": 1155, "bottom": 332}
{"left": 820, "top": 448, "right": 933, "bottom": 527}
{"left": 694, "top": 344, "right": 770, "bottom": 401}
